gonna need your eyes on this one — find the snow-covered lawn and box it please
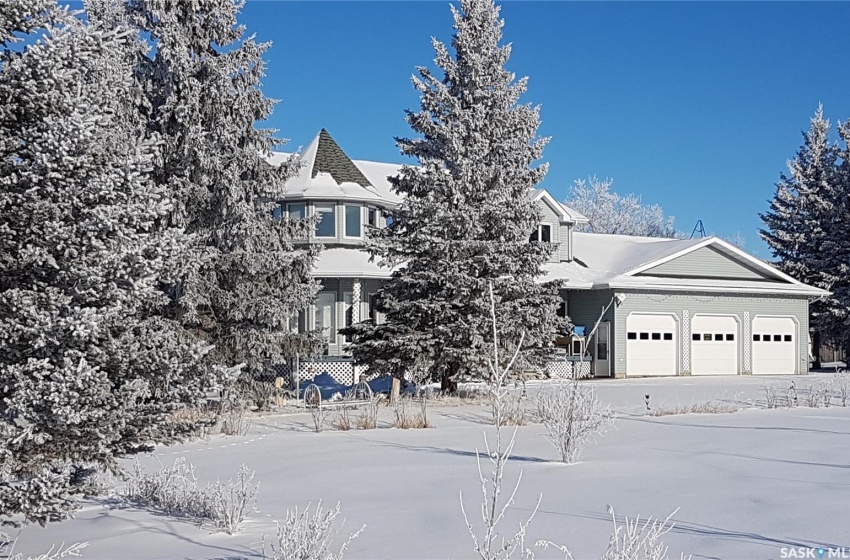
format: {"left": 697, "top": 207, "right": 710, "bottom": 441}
{"left": 13, "top": 375, "right": 850, "bottom": 559}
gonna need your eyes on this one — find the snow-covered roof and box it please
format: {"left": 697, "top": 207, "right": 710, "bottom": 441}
{"left": 313, "top": 248, "right": 395, "bottom": 279}
{"left": 268, "top": 130, "right": 584, "bottom": 220}
{"left": 269, "top": 130, "right": 403, "bottom": 206}
{"left": 542, "top": 233, "right": 830, "bottom": 296}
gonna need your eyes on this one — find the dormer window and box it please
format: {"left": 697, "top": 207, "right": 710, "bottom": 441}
{"left": 344, "top": 205, "right": 362, "bottom": 238}
{"left": 530, "top": 224, "right": 552, "bottom": 243}
{"left": 315, "top": 203, "right": 336, "bottom": 237}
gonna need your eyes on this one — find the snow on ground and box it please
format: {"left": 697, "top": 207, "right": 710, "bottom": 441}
{"left": 12, "top": 374, "right": 850, "bottom": 559}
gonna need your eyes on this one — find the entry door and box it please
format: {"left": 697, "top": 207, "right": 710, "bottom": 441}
{"left": 593, "top": 322, "right": 611, "bottom": 377}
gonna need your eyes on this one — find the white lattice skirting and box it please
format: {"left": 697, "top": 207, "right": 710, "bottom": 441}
{"left": 273, "top": 360, "right": 356, "bottom": 385}
{"left": 546, "top": 361, "right": 592, "bottom": 378}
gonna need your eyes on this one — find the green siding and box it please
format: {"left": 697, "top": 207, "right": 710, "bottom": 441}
{"left": 612, "top": 292, "right": 809, "bottom": 376}
{"left": 638, "top": 246, "right": 772, "bottom": 281}
{"left": 534, "top": 199, "right": 562, "bottom": 264}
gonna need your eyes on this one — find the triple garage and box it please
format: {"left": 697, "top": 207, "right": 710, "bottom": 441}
{"left": 623, "top": 312, "right": 799, "bottom": 376}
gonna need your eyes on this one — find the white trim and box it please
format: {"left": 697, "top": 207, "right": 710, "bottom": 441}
{"left": 314, "top": 202, "right": 337, "bottom": 238}
{"left": 342, "top": 203, "right": 363, "bottom": 240}
{"left": 599, "top": 281, "right": 827, "bottom": 296}
{"left": 531, "top": 190, "right": 589, "bottom": 224}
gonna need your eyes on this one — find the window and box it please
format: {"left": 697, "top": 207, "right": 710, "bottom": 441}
{"left": 693, "top": 333, "right": 701, "bottom": 341}
{"left": 369, "top": 293, "right": 380, "bottom": 323}
{"left": 572, "top": 339, "right": 584, "bottom": 355}
{"left": 784, "top": 334, "right": 793, "bottom": 342}
{"left": 344, "top": 205, "right": 361, "bottom": 237}
{"left": 651, "top": 332, "right": 661, "bottom": 341}
{"left": 663, "top": 333, "right": 673, "bottom": 341}
{"left": 753, "top": 334, "right": 761, "bottom": 341}
{"left": 704, "top": 334, "right": 713, "bottom": 341}
{"left": 773, "top": 334, "right": 782, "bottom": 342}
{"left": 367, "top": 207, "right": 379, "bottom": 228}
{"left": 627, "top": 332, "right": 637, "bottom": 340}
{"left": 639, "top": 332, "right": 649, "bottom": 340}
{"left": 315, "top": 292, "right": 336, "bottom": 342}
{"left": 597, "top": 342, "right": 608, "bottom": 360}
{"left": 315, "top": 204, "right": 335, "bottom": 237}
{"left": 714, "top": 333, "right": 724, "bottom": 342}
{"left": 762, "top": 334, "right": 770, "bottom": 341}
{"left": 288, "top": 203, "right": 306, "bottom": 221}
{"left": 530, "top": 224, "right": 553, "bottom": 243}
{"left": 725, "top": 334, "right": 735, "bottom": 341}
{"left": 272, "top": 204, "right": 284, "bottom": 220}
{"left": 288, "top": 311, "right": 305, "bottom": 333}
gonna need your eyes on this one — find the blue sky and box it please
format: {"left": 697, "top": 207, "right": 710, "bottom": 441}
{"left": 242, "top": 1, "right": 850, "bottom": 257}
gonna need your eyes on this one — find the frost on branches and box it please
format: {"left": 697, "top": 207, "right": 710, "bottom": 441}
{"left": 345, "top": 0, "right": 565, "bottom": 390}
{"left": 566, "top": 177, "right": 679, "bottom": 238}
{"left": 0, "top": 9, "right": 212, "bottom": 525}
{"left": 760, "top": 106, "right": 850, "bottom": 354}
{"left": 128, "top": 0, "right": 324, "bottom": 377}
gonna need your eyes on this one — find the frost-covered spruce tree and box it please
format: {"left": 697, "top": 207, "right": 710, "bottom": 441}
{"left": 346, "top": 0, "right": 565, "bottom": 391}
{"left": 760, "top": 106, "right": 847, "bottom": 357}
{"left": 128, "top": 0, "right": 323, "bottom": 377}
{"left": 0, "top": 8, "right": 212, "bottom": 525}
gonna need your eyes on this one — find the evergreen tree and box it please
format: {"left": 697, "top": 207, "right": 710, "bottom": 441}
{"left": 346, "top": 0, "right": 565, "bottom": 390}
{"left": 127, "top": 0, "right": 323, "bottom": 377}
{"left": 760, "top": 106, "right": 849, "bottom": 359}
{"left": 0, "top": 7, "right": 211, "bottom": 525}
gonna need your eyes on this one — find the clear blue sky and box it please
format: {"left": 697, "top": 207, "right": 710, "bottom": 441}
{"left": 241, "top": 1, "right": 850, "bottom": 257}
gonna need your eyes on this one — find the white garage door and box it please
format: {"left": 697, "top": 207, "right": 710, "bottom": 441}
{"left": 752, "top": 316, "right": 797, "bottom": 375}
{"left": 691, "top": 315, "right": 738, "bottom": 375}
{"left": 626, "top": 314, "right": 677, "bottom": 376}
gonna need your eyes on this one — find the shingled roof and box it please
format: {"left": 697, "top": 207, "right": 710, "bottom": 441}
{"left": 311, "top": 128, "right": 372, "bottom": 187}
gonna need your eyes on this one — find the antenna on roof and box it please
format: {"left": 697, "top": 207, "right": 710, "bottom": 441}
{"left": 690, "top": 220, "right": 706, "bottom": 239}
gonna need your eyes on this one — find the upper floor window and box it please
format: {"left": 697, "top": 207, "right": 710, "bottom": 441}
{"left": 272, "top": 204, "right": 284, "bottom": 220}
{"left": 345, "top": 205, "right": 362, "bottom": 238}
{"left": 315, "top": 203, "right": 336, "bottom": 237}
{"left": 367, "top": 207, "right": 379, "bottom": 228}
{"left": 530, "top": 224, "right": 552, "bottom": 243}
{"left": 288, "top": 203, "right": 306, "bottom": 221}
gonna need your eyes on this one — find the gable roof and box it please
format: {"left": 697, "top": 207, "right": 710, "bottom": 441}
{"left": 542, "top": 233, "right": 829, "bottom": 296}
{"left": 530, "top": 189, "right": 589, "bottom": 224}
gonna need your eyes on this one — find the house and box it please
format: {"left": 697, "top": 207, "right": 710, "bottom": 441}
{"left": 272, "top": 129, "right": 829, "bottom": 382}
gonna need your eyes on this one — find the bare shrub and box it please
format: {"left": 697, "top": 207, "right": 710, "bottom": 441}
{"left": 499, "top": 393, "right": 528, "bottom": 426}
{"left": 537, "top": 506, "right": 690, "bottom": 560}
{"left": 221, "top": 404, "right": 252, "bottom": 436}
{"left": 834, "top": 370, "right": 850, "bottom": 406}
{"left": 124, "top": 458, "right": 259, "bottom": 534}
{"left": 392, "top": 396, "right": 430, "bottom": 429}
{"left": 333, "top": 408, "right": 352, "bottom": 431}
{"left": 647, "top": 401, "right": 738, "bottom": 417}
{"left": 0, "top": 536, "right": 88, "bottom": 560}
{"left": 537, "top": 381, "right": 614, "bottom": 464}
{"left": 355, "top": 396, "right": 379, "bottom": 429}
{"left": 805, "top": 378, "right": 834, "bottom": 408}
{"left": 171, "top": 402, "right": 217, "bottom": 440}
{"left": 262, "top": 501, "right": 364, "bottom": 560}
{"left": 460, "top": 283, "right": 539, "bottom": 560}
{"left": 762, "top": 384, "right": 779, "bottom": 409}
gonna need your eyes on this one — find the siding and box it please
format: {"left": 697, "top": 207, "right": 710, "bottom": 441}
{"left": 612, "top": 292, "right": 809, "bottom": 376}
{"left": 535, "top": 198, "right": 562, "bottom": 264}
{"left": 566, "top": 290, "right": 616, "bottom": 374}
{"left": 638, "top": 246, "right": 769, "bottom": 281}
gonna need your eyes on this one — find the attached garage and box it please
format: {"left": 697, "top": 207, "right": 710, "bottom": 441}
{"left": 752, "top": 316, "right": 798, "bottom": 375}
{"left": 625, "top": 313, "right": 677, "bottom": 376}
{"left": 691, "top": 315, "right": 739, "bottom": 375}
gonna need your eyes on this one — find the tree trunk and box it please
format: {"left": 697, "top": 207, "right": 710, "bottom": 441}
{"left": 811, "top": 329, "right": 822, "bottom": 370}
{"left": 441, "top": 364, "right": 458, "bottom": 394}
